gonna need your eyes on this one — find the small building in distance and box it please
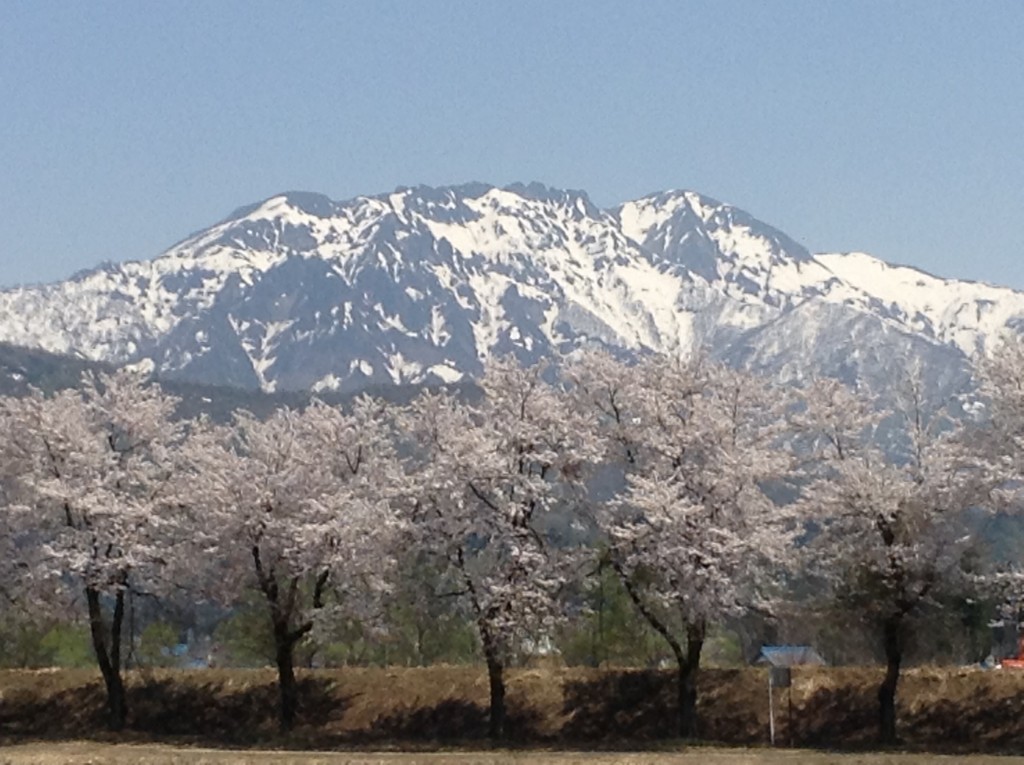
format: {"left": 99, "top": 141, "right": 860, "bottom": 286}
{"left": 756, "top": 645, "right": 827, "bottom": 668}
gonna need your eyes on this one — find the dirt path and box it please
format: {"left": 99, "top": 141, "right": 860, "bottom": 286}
{"left": 1, "top": 744, "right": 1022, "bottom": 765}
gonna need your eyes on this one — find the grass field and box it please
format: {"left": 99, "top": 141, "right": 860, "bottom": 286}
{"left": 2, "top": 665, "right": 1024, "bottom": 754}
{"left": 2, "top": 743, "right": 1023, "bottom": 765}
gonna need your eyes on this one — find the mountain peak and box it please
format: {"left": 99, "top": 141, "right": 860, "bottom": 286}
{"left": 275, "top": 191, "right": 338, "bottom": 218}
{"left": 217, "top": 191, "right": 338, "bottom": 229}
{"left": 1, "top": 182, "right": 1022, "bottom": 399}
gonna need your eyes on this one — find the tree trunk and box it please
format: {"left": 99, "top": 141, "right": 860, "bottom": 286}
{"left": 86, "top": 586, "right": 127, "bottom": 731}
{"left": 273, "top": 619, "right": 299, "bottom": 732}
{"left": 477, "top": 618, "right": 505, "bottom": 740}
{"left": 678, "top": 620, "right": 705, "bottom": 739}
{"left": 253, "top": 550, "right": 324, "bottom": 733}
{"left": 485, "top": 649, "right": 506, "bottom": 741}
{"left": 460, "top": 554, "right": 506, "bottom": 741}
{"left": 612, "top": 561, "right": 699, "bottom": 739}
{"left": 878, "top": 615, "right": 903, "bottom": 744}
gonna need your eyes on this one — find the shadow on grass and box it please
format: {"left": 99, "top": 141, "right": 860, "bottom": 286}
{"left": 902, "top": 683, "right": 1024, "bottom": 750}
{"left": 560, "top": 669, "right": 674, "bottom": 741}
{"left": 369, "top": 698, "right": 542, "bottom": 743}
{"left": 0, "top": 674, "right": 346, "bottom": 746}
{"left": 697, "top": 668, "right": 763, "bottom": 745}
{"left": 792, "top": 678, "right": 1024, "bottom": 751}
{"left": 130, "top": 675, "right": 341, "bottom": 741}
{"left": 6, "top": 667, "right": 1024, "bottom": 753}
{"left": 0, "top": 680, "right": 107, "bottom": 738}
{"left": 558, "top": 668, "right": 765, "bottom": 745}
{"left": 795, "top": 683, "right": 876, "bottom": 747}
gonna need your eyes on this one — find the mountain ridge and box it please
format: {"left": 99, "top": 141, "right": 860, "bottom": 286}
{"left": 0, "top": 183, "right": 1019, "bottom": 396}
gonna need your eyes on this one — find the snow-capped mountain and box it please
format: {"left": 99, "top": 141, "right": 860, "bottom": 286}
{"left": 0, "top": 182, "right": 1021, "bottom": 395}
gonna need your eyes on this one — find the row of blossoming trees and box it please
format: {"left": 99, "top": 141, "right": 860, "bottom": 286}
{"left": 3, "top": 344, "right": 1024, "bottom": 743}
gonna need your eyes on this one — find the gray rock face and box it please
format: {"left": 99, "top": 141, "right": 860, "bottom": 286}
{"left": 0, "top": 183, "right": 1020, "bottom": 398}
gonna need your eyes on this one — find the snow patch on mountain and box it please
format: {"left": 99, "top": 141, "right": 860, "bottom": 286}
{"left": 0, "top": 183, "right": 1022, "bottom": 396}
{"left": 810, "top": 252, "right": 1024, "bottom": 355}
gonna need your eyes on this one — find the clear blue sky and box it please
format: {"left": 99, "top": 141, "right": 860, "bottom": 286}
{"left": 1, "top": 1, "right": 1022, "bottom": 288}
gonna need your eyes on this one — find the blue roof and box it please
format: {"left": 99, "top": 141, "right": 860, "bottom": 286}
{"left": 757, "top": 645, "right": 826, "bottom": 667}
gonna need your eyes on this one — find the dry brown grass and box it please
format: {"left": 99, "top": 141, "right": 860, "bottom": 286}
{"left": 1, "top": 665, "right": 1024, "bottom": 753}
{"left": 0, "top": 742, "right": 1022, "bottom": 765}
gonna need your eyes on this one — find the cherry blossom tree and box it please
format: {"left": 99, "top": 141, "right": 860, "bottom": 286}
{"left": 978, "top": 334, "right": 1024, "bottom": 481}
{"left": 974, "top": 336, "right": 1024, "bottom": 662}
{"left": 402, "top": 358, "right": 599, "bottom": 740}
{"left": 181, "top": 396, "right": 400, "bottom": 731}
{"left": 0, "top": 371, "right": 185, "bottom": 730}
{"left": 0, "top": 404, "right": 35, "bottom": 622}
{"left": 567, "top": 349, "right": 795, "bottom": 738}
{"left": 797, "top": 374, "right": 989, "bottom": 743}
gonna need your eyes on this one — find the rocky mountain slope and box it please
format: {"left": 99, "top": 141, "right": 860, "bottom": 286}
{"left": 1, "top": 183, "right": 1020, "bottom": 395}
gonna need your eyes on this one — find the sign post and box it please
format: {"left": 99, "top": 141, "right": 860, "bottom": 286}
{"left": 769, "top": 666, "right": 791, "bottom": 746}
{"left": 758, "top": 646, "right": 824, "bottom": 747}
